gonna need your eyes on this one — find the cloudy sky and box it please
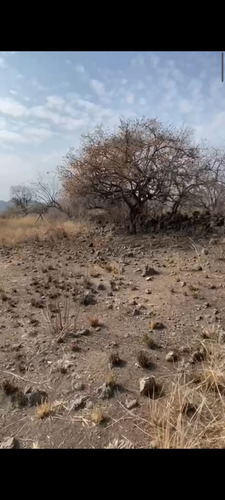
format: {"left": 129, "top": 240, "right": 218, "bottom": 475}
{"left": 0, "top": 51, "right": 223, "bottom": 200}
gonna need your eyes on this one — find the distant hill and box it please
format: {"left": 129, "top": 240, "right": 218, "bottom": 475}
{"left": 0, "top": 200, "right": 10, "bottom": 212}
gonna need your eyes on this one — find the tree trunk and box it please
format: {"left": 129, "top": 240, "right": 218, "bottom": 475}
{"left": 129, "top": 206, "right": 139, "bottom": 234}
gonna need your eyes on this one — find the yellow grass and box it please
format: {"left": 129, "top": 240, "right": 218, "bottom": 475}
{"left": 0, "top": 215, "right": 90, "bottom": 246}
{"left": 147, "top": 330, "right": 225, "bottom": 448}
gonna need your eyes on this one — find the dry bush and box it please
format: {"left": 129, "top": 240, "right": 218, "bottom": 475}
{"left": 0, "top": 215, "right": 90, "bottom": 246}
{"left": 44, "top": 297, "right": 76, "bottom": 337}
{"left": 91, "top": 406, "right": 105, "bottom": 424}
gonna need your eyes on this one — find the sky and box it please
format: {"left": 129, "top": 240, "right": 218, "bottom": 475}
{"left": 0, "top": 51, "right": 224, "bottom": 200}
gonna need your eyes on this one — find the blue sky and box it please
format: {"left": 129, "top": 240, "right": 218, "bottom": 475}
{"left": 0, "top": 51, "right": 224, "bottom": 200}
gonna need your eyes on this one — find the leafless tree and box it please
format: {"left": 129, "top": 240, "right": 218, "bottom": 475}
{"left": 189, "top": 148, "right": 225, "bottom": 215}
{"left": 60, "top": 118, "right": 201, "bottom": 233}
{"left": 10, "top": 185, "right": 33, "bottom": 215}
{"left": 30, "top": 174, "right": 71, "bottom": 221}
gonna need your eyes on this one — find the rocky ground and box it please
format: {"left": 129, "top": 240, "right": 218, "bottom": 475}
{"left": 1, "top": 224, "right": 225, "bottom": 448}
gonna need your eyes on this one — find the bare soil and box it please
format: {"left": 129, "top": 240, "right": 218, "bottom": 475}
{"left": 1, "top": 227, "right": 225, "bottom": 448}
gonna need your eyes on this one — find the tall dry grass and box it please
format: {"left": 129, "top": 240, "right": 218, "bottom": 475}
{"left": 147, "top": 325, "right": 225, "bottom": 448}
{"left": 0, "top": 215, "right": 90, "bottom": 246}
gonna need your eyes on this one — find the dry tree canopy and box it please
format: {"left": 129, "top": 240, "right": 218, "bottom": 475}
{"left": 60, "top": 117, "right": 205, "bottom": 233}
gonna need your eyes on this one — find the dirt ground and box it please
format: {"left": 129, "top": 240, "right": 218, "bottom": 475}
{"left": 1, "top": 225, "right": 225, "bottom": 448}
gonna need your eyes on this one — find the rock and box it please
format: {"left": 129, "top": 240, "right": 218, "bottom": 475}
{"left": 139, "top": 376, "right": 159, "bottom": 398}
{"left": 98, "top": 283, "right": 106, "bottom": 290}
{"left": 80, "top": 292, "right": 97, "bottom": 306}
{"left": 0, "top": 436, "right": 20, "bottom": 449}
{"left": 209, "top": 238, "right": 218, "bottom": 246}
{"left": 179, "top": 346, "right": 190, "bottom": 354}
{"left": 149, "top": 440, "right": 158, "bottom": 449}
{"left": 129, "top": 299, "right": 138, "bottom": 306}
{"left": 23, "top": 388, "right": 48, "bottom": 407}
{"left": 125, "top": 398, "right": 138, "bottom": 410}
{"left": 190, "top": 347, "right": 206, "bottom": 363}
{"left": 97, "top": 382, "right": 114, "bottom": 399}
{"left": 86, "top": 400, "right": 94, "bottom": 409}
{"left": 69, "top": 395, "right": 87, "bottom": 411}
{"left": 77, "top": 328, "right": 90, "bottom": 337}
{"left": 166, "top": 351, "right": 178, "bottom": 362}
{"left": 74, "top": 382, "right": 84, "bottom": 391}
{"left": 132, "top": 308, "right": 141, "bottom": 316}
{"left": 142, "top": 265, "right": 159, "bottom": 277}
{"left": 193, "top": 264, "right": 202, "bottom": 271}
{"left": 51, "top": 359, "right": 72, "bottom": 373}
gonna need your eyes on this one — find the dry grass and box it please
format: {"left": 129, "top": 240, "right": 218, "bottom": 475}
{"left": 91, "top": 406, "right": 105, "bottom": 425}
{"left": 106, "top": 371, "right": 116, "bottom": 388}
{"left": 44, "top": 296, "right": 76, "bottom": 337}
{"left": 141, "top": 333, "right": 158, "bottom": 350}
{"left": 88, "top": 265, "right": 102, "bottom": 278}
{"left": 0, "top": 215, "right": 89, "bottom": 246}
{"left": 37, "top": 400, "right": 64, "bottom": 419}
{"left": 147, "top": 329, "right": 225, "bottom": 448}
{"left": 103, "top": 261, "right": 120, "bottom": 274}
{"left": 89, "top": 316, "right": 101, "bottom": 328}
{"left": 137, "top": 350, "right": 153, "bottom": 369}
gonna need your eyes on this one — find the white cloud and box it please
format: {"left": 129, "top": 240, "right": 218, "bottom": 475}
{"left": 46, "top": 95, "right": 65, "bottom": 110}
{"left": 31, "top": 78, "right": 47, "bottom": 91}
{"left": 136, "top": 81, "right": 145, "bottom": 91}
{"left": 125, "top": 92, "right": 135, "bottom": 104}
{"left": 9, "top": 90, "right": 18, "bottom": 96}
{"left": 90, "top": 79, "right": 105, "bottom": 96}
{"left": 0, "top": 97, "right": 27, "bottom": 118}
{"left": 75, "top": 64, "right": 85, "bottom": 73}
{"left": 139, "top": 97, "right": 147, "bottom": 106}
{"left": 0, "top": 126, "right": 53, "bottom": 145}
{"left": 131, "top": 54, "right": 145, "bottom": 66}
{"left": 29, "top": 105, "right": 61, "bottom": 125}
{"left": 179, "top": 98, "right": 193, "bottom": 114}
{"left": 0, "top": 57, "right": 6, "bottom": 69}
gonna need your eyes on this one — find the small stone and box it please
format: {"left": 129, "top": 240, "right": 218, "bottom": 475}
{"left": 86, "top": 400, "right": 94, "bottom": 409}
{"left": 74, "top": 382, "right": 84, "bottom": 391}
{"left": 132, "top": 308, "right": 141, "bottom": 316}
{"left": 166, "top": 351, "right": 178, "bottom": 362}
{"left": 98, "top": 283, "right": 106, "bottom": 290}
{"left": 193, "top": 264, "right": 202, "bottom": 271}
{"left": 142, "top": 265, "right": 159, "bottom": 277}
{"left": 80, "top": 293, "right": 97, "bottom": 306}
{"left": 98, "top": 382, "right": 114, "bottom": 400}
{"left": 139, "top": 376, "right": 158, "bottom": 398}
{"left": 125, "top": 398, "right": 138, "bottom": 410}
{"left": 149, "top": 440, "right": 158, "bottom": 449}
{"left": 0, "top": 437, "right": 20, "bottom": 449}
{"left": 77, "top": 328, "right": 90, "bottom": 336}
{"left": 23, "top": 388, "right": 48, "bottom": 407}
{"left": 69, "top": 395, "right": 87, "bottom": 410}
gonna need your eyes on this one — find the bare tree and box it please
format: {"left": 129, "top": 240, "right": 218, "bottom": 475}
{"left": 30, "top": 174, "right": 71, "bottom": 221}
{"left": 189, "top": 148, "right": 225, "bottom": 215}
{"left": 10, "top": 185, "right": 33, "bottom": 215}
{"left": 60, "top": 118, "right": 200, "bottom": 233}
